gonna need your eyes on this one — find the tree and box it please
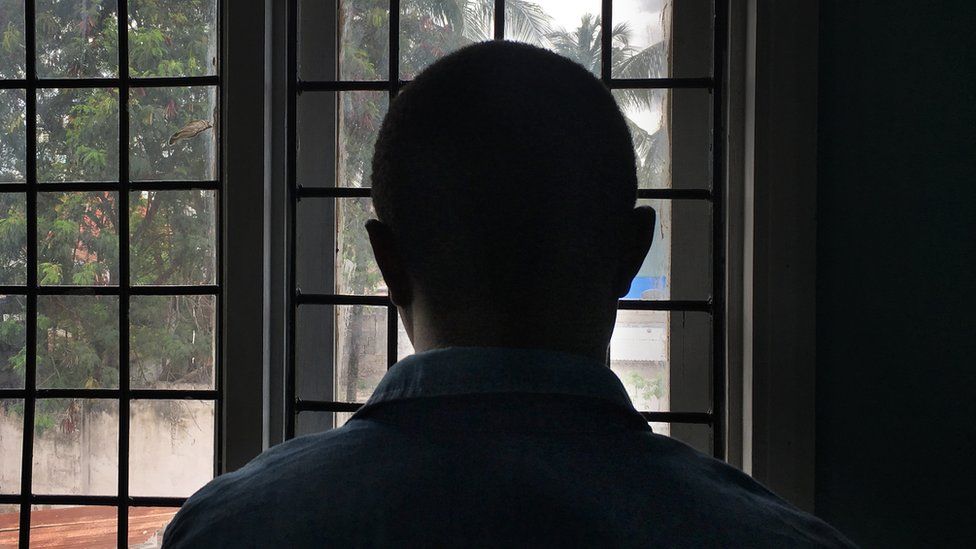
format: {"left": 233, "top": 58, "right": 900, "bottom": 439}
{"left": 0, "top": 0, "right": 217, "bottom": 427}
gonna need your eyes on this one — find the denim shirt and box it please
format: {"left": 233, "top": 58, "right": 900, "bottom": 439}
{"left": 163, "top": 347, "right": 855, "bottom": 548}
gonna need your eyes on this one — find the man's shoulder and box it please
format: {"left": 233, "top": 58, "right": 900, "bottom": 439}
{"left": 636, "top": 433, "right": 856, "bottom": 547}
{"left": 162, "top": 420, "right": 394, "bottom": 548}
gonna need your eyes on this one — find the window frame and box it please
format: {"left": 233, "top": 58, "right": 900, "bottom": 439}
{"left": 736, "top": 0, "right": 820, "bottom": 512}
{"left": 0, "top": 0, "right": 227, "bottom": 546}
{"left": 272, "top": 0, "right": 731, "bottom": 459}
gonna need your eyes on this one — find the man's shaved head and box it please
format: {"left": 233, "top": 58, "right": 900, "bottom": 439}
{"left": 369, "top": 41, "right": 651, "bottom": 358}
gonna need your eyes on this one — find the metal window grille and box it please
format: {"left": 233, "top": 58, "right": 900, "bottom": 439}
{"left": 0, "top": 1, "right": 223, "bottom": 547}
{"left": 285, "top": 0, "right": 727, "bottom": 459}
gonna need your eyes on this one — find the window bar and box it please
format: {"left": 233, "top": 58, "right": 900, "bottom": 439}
{"left": 0, "top": 179, "right": 221, "bottom": 193}
{"left": 607, "top": 77, "right": 713, "bottom": 89}
{"left": 601, "top": 0, "right": 612, "bottom": 84}
{"left": 295, "top": 186, "right": 711, "bottom": 201}
{"left": 18, "top": 0, "right": 38, "bottom": 543}
{"left": 711, "top": 0, "right": 729, "bottom": 461}
{"left": 387, "top": 2, "right": 402, "bottom": 371}
{"left": 494, "top": 0, "right": 504, "bottom": 40}
{"left": 117, "top": 0, "right": 133, "bottom": 542}
{"left": 285, "top": 0, "right": 299, "bottom": 440}
{"left": 0, "top": 388, "right": 219, "bottom": 400}
{"left": 0, "top": 75, "right": 218, "bottom": 90}
{"left": 215, "top": 0, "right": 227, "bottom": 480}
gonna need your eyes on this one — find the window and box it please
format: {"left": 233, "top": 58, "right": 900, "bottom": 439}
{"left": 285, "top": 0, "right": 726, "bottom": 458}
{"left": 0, "top": 1, "right": 221, "bottom": 547}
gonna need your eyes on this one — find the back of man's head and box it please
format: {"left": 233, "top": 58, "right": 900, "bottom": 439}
{"left": 371, "top": 41, "right": 641, "bottom": 330}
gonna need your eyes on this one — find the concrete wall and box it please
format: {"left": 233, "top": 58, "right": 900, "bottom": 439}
{"left": 816, "top": 2, "right": 976, "bottom": 546}
{"left": 0, "top": 400, "right": 213, "bottom": 498}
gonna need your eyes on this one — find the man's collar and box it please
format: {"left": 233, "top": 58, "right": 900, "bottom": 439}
{"left": 356, "top": 346, "right": 638, "bottom": 414}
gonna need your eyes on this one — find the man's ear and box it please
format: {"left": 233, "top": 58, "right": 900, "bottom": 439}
{"left": 365, "top": 219, "right": 413, "bottom": 307}
{"left": 614, "top": 205, "right": 656, "bottom": 298}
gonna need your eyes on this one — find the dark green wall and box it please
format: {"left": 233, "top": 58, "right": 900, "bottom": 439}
{"left": 816, "top": 2, "right": 976, "bottom": 546}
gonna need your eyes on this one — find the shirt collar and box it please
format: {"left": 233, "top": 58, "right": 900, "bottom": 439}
{"left": 357, "top": 346, "right": 638, "bottom": 414}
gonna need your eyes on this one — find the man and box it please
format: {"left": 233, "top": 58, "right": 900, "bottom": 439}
{"left": 164, "top": 41, "right": 854, "bottom": 547}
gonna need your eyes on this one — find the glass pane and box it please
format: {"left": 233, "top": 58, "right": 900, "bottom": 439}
{"left": 297, "top": 0, "right": 338, "bottom": 81}
{"left": 0, "top": 504, "right": 16, "bottom": 546}
{"left": 337, "top": 197, "right": 381, "bottom": 295}
{"left": 296, "top": 410, "right": 336, "bottom": 437}
{"left": 610, "top": 0, "right": 668, "bottom": 78}
{"left": 129, "top": 399, "right": 214, "bottom": 497}
{"left": 298, "top": 0, "right": 390, "bottom": 81}
{"left": 339, "top": 91, "right": 386, "bottom": 187}
{"left": 665, "top": 423, "right": 712, "bottom": 455}
{"left": 396, "top": 314, "right": 412, "bottom": 361}
{"left": 129, "top": 86, "right": 217, "bottom": 181}
{"left": 611, "top": 310, "right": 711, "bottom": 413}
{"left": 296, "top": 91, "right": 335, "bottom": 187}
{"left": 0, "top": 0, "right": 25, "bottom": 78}
{"left": 296, "top": 197, "right": 383, "bottom": 296}
{"left": 297, "top": 91, "right": 388, "bottom": 188}
{"left": 400, "top": 0, "right": 493, "bottom": 80}
{"left": 128, "top": 0, "right": 218, "bottom": 77}
{"left": 612, "top": 310, "right": 669, "bottom": 412}
{"left": 129, "top": 190, "right": 216, "bottom": 285}
{"left": 613, "top": 88, "right": 669, "bottom": 188}
{"left": 296, "top": 197, "right": 335, "bottom": 295}
{"left": 505, "top": 0, "right": 600, "bottom": 75}
{"left": 0, "top": 193, "right": 27, "bottom": 285}
{"left": 0, "top": 88, "right": 26, "bottom": 183}
{"left": 37, "top": 192, "right": 120, "bottom": 286}
{"left": 30, "top": 505, "right": 117, "bottom": 547}
{"left": 612, "top": 0, "right": 713, "bottom": 78}
{"left": 295, "top": 304, "right": 333, "bottom": 401}
{"left": 339, "top": 0, "right": 390, "bottom": 80}
{"left": 32, "top": 399, "right": 119, "bottom": 495}
{"left": 0, "top": 399, "right": 24, "bottom": 493}
{"left": 35, "top": 0, "right": 119, "bottom": 78}
{"left": 0, "top": 295, "right": 26, "bottom": 389}
{"left": 37, "top": 88, "right": 120, "bottom": 183}
{"left": 130, "top": 295, "right": 215, "bottom": 390}
{"left": 129, "top": 507, "right": 179, "bottom": 548}
{"left": 613, "top": 87, "right": 711, "bottom": 190}
{"left": 336, "top": 304, "right": 387, "bottom": 402}
{"left": 296, "top": 305, "right": 388, "bottom": 403}
{"left": 37, "top": 296, "right": 120, "bottom": 389}
{"left": 625, "top": 199, "right": 711, "bottom": 301}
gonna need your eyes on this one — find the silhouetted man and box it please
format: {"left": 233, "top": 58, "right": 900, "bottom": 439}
{"left": 164, "top": 42, "right": 854, "bottom": 547}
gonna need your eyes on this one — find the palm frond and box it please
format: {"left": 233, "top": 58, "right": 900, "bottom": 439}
{"left": 624, "top": 116, "right": 669, "bottom": 187}
{"left": 463, "top": 0, "right": 495, "bottom": 41}
{"left": 503, "top": 0, "right": 552, "bottom": 44}
{"left": 615, "top": 41, "right": 668, "bottom": 79}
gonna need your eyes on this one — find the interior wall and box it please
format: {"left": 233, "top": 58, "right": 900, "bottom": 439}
{"left": 815, "top": 2, "right": 976, "bottom": 546}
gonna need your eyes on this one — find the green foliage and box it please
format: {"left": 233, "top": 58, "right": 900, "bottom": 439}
{"left": 626, "top": 371, "right": 664, "bottom": 405}
{"left": 33, "top": 410, "right": 55, "bottom": 436}
{"left": 0, "top": 2, "right": 217, "bottom": 411}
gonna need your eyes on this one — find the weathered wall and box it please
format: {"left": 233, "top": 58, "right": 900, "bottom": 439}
{"left": 0, "top": 401, "right": 213, "bottom": 498}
